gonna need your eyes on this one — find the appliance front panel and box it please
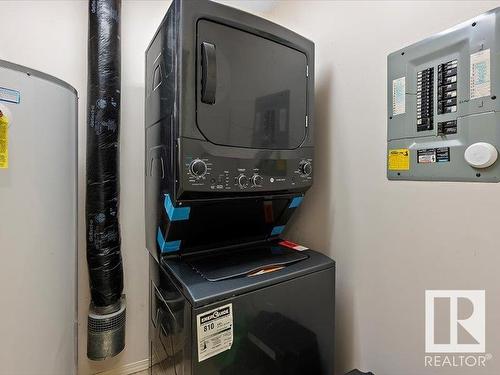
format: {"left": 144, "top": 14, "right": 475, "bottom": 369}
{"left": 191, "top": 267, "right": 335, "bottom": 375}
{"left": 150, "top": 253, "right": 335, "bottom": 375}
{"left": 196, "top": 19, "right": 308, "bottom": 150}
{"left": 158, "top": 197, "right": 295, "bottom": 255}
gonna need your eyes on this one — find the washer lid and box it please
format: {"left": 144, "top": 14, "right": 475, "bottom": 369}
{"left": 188, "top": 244, "right": 308, "bottom": 282}
{"left": 161, "top": 240, "right": 334, "bottom": 307}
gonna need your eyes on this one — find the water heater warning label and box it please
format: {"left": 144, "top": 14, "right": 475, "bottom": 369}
{"left": 0, "top": 114, "right": 9, "bottom": 169}
{"left": 197, "top": 304, "right": 233, "bottom": 362}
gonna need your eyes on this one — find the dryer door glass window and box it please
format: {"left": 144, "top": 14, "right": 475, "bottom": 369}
{"left": 196, "top": 20, "right": 308, "bottom": 150}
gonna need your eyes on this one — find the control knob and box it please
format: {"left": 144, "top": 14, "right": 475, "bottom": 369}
{"left": 189, "top": 159, "right": 207, "bottom": 177}
{"left": 251, "top": 174, "right": 263, "bottom": 187}
{"left": 238, "top": 174, "right": 249, "bottom": 188}
{"left": 299, "top": 161, "right": 312, "bottom": 176}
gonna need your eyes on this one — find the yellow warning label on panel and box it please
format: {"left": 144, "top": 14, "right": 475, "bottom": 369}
{"left": 0, "top": 114, "right": 9, "bottom": 169}
{"left": 388, "top": 149, "right": 409, "bottom": 171}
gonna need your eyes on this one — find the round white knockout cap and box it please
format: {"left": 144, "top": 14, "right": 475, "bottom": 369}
{"left": 464, "top": 142, "right": 498, "bottom": 168}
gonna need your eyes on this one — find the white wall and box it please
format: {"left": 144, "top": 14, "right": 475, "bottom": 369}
{"left": 0, "top": 1, "right": 169, "bottom": 374}
{"left": 262, "top": 1, "right": 500, "bottom": 374}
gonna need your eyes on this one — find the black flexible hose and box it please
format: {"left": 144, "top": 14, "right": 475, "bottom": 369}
{"left": 86, "top": 0, "right": 123, "bottom": 309}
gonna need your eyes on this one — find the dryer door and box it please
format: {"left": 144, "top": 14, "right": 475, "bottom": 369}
{"left": 196, "top": 20, "right": 308, "bottom": 150}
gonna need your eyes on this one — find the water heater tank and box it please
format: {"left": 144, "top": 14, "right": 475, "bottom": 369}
{"left": 0, "top": 60, "right": 77, "bottom": 375}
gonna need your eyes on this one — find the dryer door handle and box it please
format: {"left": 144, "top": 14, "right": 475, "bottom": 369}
{"left": 201, "top": 42, "right": 217, "bottom": 104}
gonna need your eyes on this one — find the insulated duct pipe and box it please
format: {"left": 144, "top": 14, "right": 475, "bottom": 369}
{"left": 86, "top": 0, "right": 126, "bottom": 360}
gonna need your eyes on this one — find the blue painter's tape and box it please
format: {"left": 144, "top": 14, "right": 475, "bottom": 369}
{"left": 164, "top": 194, "right": 190, "bottom": 221}
{"left": 271, "top": 225, "right": 285, "bottom": 236}
{"left": 289, "top": 196, "right": 304, "bottom": 208}
{"left": 162, "top": 240, "right": 181, "bottom": 253}
{"left": 157, "top": 228, "right": 166, "bottom": 249}
{"left": 157, "top": 228, "right": 181, "bottom": 253}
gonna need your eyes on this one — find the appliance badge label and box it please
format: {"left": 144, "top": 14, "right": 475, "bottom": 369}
{"left": 197, "top": 303, "right": 233, "bottom": 362}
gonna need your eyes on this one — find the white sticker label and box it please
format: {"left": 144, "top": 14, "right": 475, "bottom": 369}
{"left": 418, "top": 154, "right": 436, "bottom": 163}
{"left": 392, "top": 77, "right": 406, "bottom": 115}
{"left": 0, "top": 87, "right": 20, "bottom": 104}
{"left": 197, "top": 303, "right": 233, "bottom": 362}
{"left": 470, "top": 49, "right": 491, "bottom": 99}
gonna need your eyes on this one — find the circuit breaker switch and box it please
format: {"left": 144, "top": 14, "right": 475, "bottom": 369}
{"left": 464, "top": 142, "right": 498, "bottom": 169}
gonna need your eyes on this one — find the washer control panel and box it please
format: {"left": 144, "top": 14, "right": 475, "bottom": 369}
{"left": 387, "top": 8, "right": 500, "bottom": 182}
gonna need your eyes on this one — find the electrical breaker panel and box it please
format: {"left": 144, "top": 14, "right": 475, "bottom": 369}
{"left": 387, "top": 8, "right": 500, "bottom": 182}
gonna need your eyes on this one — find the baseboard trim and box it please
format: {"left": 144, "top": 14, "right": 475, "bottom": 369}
{"left": 96, "top": 359, "right": 149, "bottom": 375}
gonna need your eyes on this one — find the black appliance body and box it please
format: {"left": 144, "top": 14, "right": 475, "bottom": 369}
{"left": 149, "top": 243, "right": 335, "bottom": 375}
{"left": 145, "top": 1, "right": 334, "bottom": 374}
{"left": 145, "top": 0, "right": 315, "bottom": 258}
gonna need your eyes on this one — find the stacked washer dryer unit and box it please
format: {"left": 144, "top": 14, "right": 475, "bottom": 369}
{"left": 145, "top": 1, "right": 335, "bottom": 374}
